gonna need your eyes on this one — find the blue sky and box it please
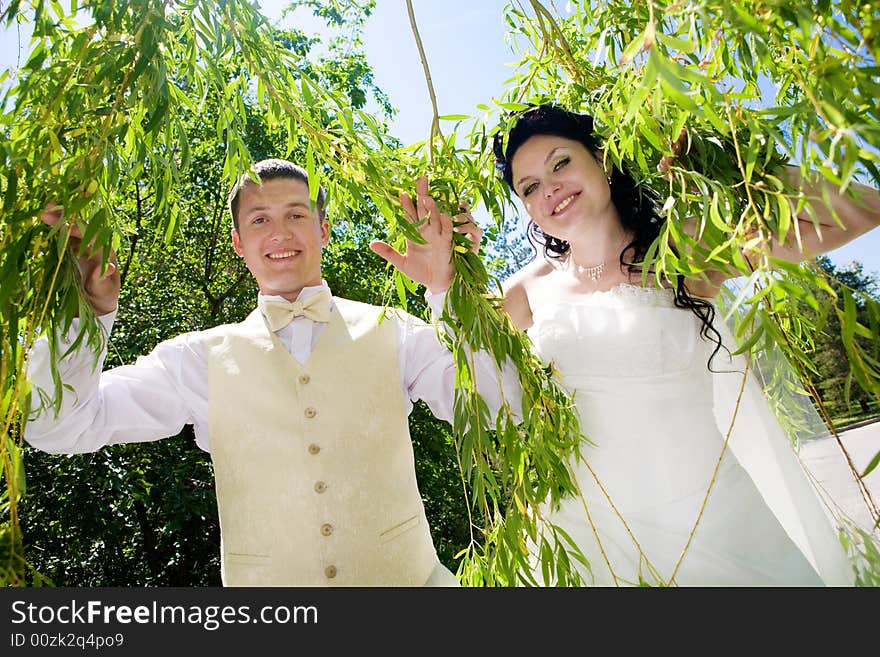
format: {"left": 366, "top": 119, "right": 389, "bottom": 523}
{"left": 2, "top": 1, "right": 878, "bottom": 277}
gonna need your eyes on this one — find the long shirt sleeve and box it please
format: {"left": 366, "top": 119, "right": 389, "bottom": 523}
{"left": 24, "top": 283, "right": 522, "bottom": 454}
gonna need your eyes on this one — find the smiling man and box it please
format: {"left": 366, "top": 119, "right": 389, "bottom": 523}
{"left": 229, "top": 164, "right": 329, "bottom": 300}
{"left": 25, "top": 158, "right": 517, "bottom": 587}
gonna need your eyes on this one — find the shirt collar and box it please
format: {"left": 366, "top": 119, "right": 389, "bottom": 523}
{"left": 258, "top": 280, "right": 333, "bottom": 305}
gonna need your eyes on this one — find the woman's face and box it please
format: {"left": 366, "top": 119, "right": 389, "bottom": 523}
{"left": 509, "top": 134, "right": 612, "bottom": 241}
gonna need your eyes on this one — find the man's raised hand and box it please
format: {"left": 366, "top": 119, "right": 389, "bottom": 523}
{"left": 41, "top": 203, "right": 120, "bottom": 315}
{"left": 369, "top": 177, "right": 483, "bottom": 295}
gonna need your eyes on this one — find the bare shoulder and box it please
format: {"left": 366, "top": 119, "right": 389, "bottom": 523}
{"left": 501, "top": 258, "right": 553, "bottom": 331}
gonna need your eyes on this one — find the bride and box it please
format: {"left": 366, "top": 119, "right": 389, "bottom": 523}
{"left": 492, "top": 104, "right": 880, "bottom": 586}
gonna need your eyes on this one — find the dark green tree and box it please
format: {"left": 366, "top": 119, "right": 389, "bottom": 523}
{"left": 807, "top": 257, "right": 880, "bottom": 420}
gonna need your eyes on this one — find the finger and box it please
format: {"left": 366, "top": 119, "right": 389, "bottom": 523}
{"left": 455, "top": 202, "right": 473, "bottom": 235}
{"left": 452, "top": 210, "right": 477, "bottom": 229}
{"left": 416, "top": 176, "right": 431, "bottom": 222}
{"left": 400, "top": 192, "right": 418, "bottom": 224}
{"left": 453, "top": 214, "right": 484, "bottom": 253}
{"left": 40, "top": 203, "right": 64, "bottom": 226}
{"left": 421, "top": 194, "right": 448, "bottom": 235}
{"left": 369, "top": 240, "right": 406, "bottom": 269}
{"left": 456, "top": 223, "right": 484, "bottom": 244}
{"left": 658, "top": 156, "right": 672, "bottom": 175}
{"left": 673, "top": 127, "right": 688, "bottom": 154}
{"left": 88, "top": 260, "right": 118, "bottom": 284}
{"left": 457, "top": 233, "right": 483, "bottom": 254}
{"left": 658, "top": 128, "right": 689, "bottom": 177}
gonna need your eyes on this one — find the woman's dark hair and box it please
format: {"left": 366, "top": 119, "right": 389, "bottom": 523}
{"left": 493, "top": 104, "right": 724, "bottom": 367}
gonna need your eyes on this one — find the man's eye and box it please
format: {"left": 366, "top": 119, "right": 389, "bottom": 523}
{"left": 553, "top": 156, "right": 570, "bottom": 171}
{"left": 252, "top": 216, "right": 266, "bottom": 224}
{"left": 522, "top": 182, "right": 538, "bottom": 197}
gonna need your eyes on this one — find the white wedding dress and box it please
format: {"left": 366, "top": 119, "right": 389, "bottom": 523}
{"left": 528, "top": 283, "right": 856, "bottom": 586}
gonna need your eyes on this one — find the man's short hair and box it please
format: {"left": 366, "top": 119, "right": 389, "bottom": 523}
{"left": 227, "top": 158, "right": 327, "bottom": 230}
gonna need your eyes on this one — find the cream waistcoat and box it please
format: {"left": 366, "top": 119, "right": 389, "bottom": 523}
{"left": 205, "top": 297, "right": 439, "bottom": 586}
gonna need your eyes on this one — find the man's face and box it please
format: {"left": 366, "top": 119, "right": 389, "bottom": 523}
{"left": 232, "top": 177, "right": 329, "bottom": 301}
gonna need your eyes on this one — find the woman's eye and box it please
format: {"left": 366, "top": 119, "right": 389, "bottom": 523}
{"left": 553, "top": 156, "right": 570, "bottom": 172}
{"left": 522, "top": 182, "right": 538, "bottom": 197}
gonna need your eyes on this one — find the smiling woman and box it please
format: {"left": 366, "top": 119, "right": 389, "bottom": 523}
{"left": 492, "top": 103, "right": 880, "bottom": 586}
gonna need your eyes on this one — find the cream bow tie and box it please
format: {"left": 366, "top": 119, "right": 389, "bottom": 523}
{"left": 260, "top": 290, "right": 332, "bottom": 331}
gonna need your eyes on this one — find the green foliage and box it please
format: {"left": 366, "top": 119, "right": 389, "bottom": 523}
{"left": 21, "top": 436, "right": 220, "bottom": 586}
{"left": 4, "top": 0, "right": 880, "bottom": 585}
{"left": 799, "top": 257, "right": 880, "bottom": 420}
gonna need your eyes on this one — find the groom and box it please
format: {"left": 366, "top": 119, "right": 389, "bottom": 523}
{"left": 25, "top": 158, "right": 515, "bottom": 586}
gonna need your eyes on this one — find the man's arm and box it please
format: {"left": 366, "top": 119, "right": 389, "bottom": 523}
{"left": 24, "top": 312, "right": 207, "bottom": 454}
{"left": 399, "top": 291, "right": 522, "bottom": 425}
{"left": 368, "top": 176, "right": 522, "bottom": 423}
{"left": 25, "top": 205, "right": 207, "bottom": 454}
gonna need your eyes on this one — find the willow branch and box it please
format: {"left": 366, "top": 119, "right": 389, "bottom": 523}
{"left": 405, "top": 0, "right": 444, "bottom": 160}
{"left": 527, "top": 0, "right": 582, "bottom": 82}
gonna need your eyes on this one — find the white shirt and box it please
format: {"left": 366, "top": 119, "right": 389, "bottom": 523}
{"left": 24, "top": 282, "right": 521, "bottom": 454}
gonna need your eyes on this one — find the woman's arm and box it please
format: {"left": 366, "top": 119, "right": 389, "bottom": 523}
{"left": 681, "top": 167, "right": 880, "bottom": 296}
{"left": 761, "top": 166, "right": 880, "bottom": 264}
